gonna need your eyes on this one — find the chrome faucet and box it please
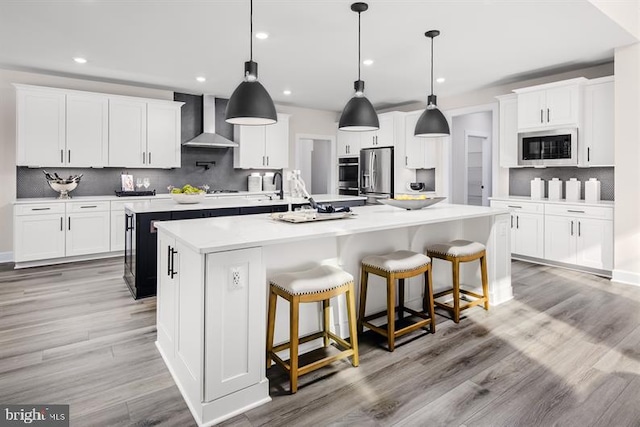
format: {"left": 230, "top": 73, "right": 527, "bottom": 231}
{"left": 273, "top": 171, "right": 284, "bottom": 200}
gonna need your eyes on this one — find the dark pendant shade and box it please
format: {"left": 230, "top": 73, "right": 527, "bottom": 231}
{"left": 225, "top": 78, "right": 277, "bottom": 125}
{"left": 339, "top": 94, "right": 379, "bottom": 131}
{"left": 415, "top": 95, "right": 449, "bottom": 137}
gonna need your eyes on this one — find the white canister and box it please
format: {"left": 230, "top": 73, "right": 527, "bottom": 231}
{"left": 263, "top": 172, "right": 276, "bottom": 191}
{"left": 548, "top": 178, "right": 562, "bottom": 201}
{"left": 530, "top": 178, "right": 545, "bottom": 200}
{"left": 565, "top": 178, "right": 581, "bottom": 201}
{"left": 248, "top": 173, "right": 262, "bottom": 192}
{"left": 585, "top": 178, "right": 601, "bottom": 203}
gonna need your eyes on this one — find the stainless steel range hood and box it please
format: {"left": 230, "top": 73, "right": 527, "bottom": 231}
{"left": 183, "top": 95, "right": 238, "bottom": 148}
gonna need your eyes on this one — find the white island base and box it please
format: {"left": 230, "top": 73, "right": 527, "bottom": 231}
{"left": 154, "top": 204, "right": 512, "bottom": 426}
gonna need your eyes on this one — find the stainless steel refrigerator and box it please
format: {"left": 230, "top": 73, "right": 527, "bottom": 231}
{"left": 360, "top": 147, "right": 394, "bottom": 204}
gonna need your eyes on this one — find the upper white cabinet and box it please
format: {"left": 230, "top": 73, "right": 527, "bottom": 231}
{"left": 15, "top": 84, "right": 183, "bottom": 168}
{"left": 514, "top": 78, "right": 586, "bottom": 131}
{"left": 404, "top": 110, "right": 440, "bottom": 169}
{"left": 581, "top": 77, "right": 614, "bottom": 167}
{"left": 234, "top": 113, "right": 290, "bottom": 169}
{"left": 360, "top": 113, "right": 395, "bottom": 149}
{"left": 16, "top": 86, "right": 66, "bottom": 167}
{"left": 337, "top": 128, "right": 361, "bottom": 157}
{"left": 496, "top": 94, "right": 519, "bottom": 168}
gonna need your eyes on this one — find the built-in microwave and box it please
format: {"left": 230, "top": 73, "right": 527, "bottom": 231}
{"left": 518, "top": 128, "right": 578, "bottom": 166}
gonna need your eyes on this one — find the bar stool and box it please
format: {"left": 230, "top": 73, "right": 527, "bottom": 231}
{"left": 266, "top": 265, "right": 359, "bottom": 394}
{"left": 426, "top": 240, "right": 489, "bottom": 323}
{"left": 358, "top": 250, "right": 435, "bottom": 352}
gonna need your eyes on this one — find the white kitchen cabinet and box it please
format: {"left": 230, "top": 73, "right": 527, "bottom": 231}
{"left": 157, "top": 234, "right": 178, "bottom": 362}
{"left": 109, "top": 98, "right": 148, "bottom": 167}
{"left": 13, "top": 203, "right": 66, "bottom": 263}
{"left": 581, "top": 77, "right": 614, "bottom": 167}
{"left": 337, "top": 128, "right": 361, "bottom": 157}
{"left": 66, "top": 93, "right": 109, "bottom": 167}
{"left": 515, "top": 78, "right": 585, "bottom": 131}
{"left": 66, "top": 202, "right": 110, "bottom": 257}
{"left": 496, "top": 94, "right": 519, "bottom": 168}
{"left": 360, "top": 113, "right": 395, "bottom": 149}
{"left": 490, "top": 200, "right": 544, "bottom": 258}
{"left": 110, "top": 210, "right": 126, "bottom": 252}
{"left": 404, "top": 110, "right": 439, "bottom": 169}
{"left": 234, "top": 113, "right": 290, "bottom": 169}
{"left": 147, "top": 102, "right": 182, "bottom": 168}
{"left": 544, "top": 215, "right": 575, "bottom": 264}
{"left": 15, "top": 86, "right": 66, "bottom": 167}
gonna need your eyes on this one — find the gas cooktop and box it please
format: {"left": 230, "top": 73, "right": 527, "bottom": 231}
{"left": 208, "top": 189, "right": 239, "bottom": 194}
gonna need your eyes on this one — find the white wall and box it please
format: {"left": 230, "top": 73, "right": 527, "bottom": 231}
{"left": 311, "top": 140, "right": 331, "bottom": 194}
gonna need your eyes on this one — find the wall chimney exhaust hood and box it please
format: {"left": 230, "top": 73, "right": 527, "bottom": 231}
{"left": 182, "top": 95, "right": 239, "bottom": 148}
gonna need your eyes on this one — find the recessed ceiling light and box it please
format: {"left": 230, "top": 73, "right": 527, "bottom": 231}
{"left": 255, "top": 32, "right": 269, "bottom": 40}
{"left": 196, "top": 76, "right": 206, "bottom": 82}
{"left": 283, "top": 90, "right": 292, "bottom": 96}
{"left": 363, "top": 59, "right": 374, "bottom": 66}
{"left": 73, "top": 57, "right": 87, "bottom": 64}
{"left": 436, "top": 77, "right": 446, "bottom": 83}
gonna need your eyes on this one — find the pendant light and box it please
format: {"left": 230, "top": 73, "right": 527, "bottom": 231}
{"left": 338, "top": 2, "right": 379, "bottom": 131}
{"left": 414, "top": 30, "right": 450, "bottom": 137}
{"left": 225, "top": 0, "right": 277, "bottom": 125}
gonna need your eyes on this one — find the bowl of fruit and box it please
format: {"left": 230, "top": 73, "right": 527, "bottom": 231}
{"left": 379, "top": 195, "right": 446, "bottom": 210}
{"left": 169, "top": 185, "right": 206, "bottom": 204}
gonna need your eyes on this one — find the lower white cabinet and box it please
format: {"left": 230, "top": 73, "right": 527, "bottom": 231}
{"left": 157, "top": 233, "right": 179, "bottom": 361}
{"left": 66, "top": 202, "right": 110, "bottom": 256}
{"left": 490, "top": 200, "right": 544, "bottom": 258}
{"left": 14, "top": 204, "right": 66, "bottom": 262}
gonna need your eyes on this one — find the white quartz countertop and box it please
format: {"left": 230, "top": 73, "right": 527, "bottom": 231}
{"left": 155, "top": 203, "right": 509, "bottom": 254}
{"left": 124, "top": 194, "right": 367, "bottom": 214}
{"left": 489, "top": 196, "right": 614, "bottom": 208}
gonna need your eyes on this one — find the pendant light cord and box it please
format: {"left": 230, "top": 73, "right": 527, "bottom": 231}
{"left": 250, "top": 0, "right": 253, "bottom": 61}
{"left": 430, "top": 36, "right": 434, "bottom": 96}
{"left": 358, "top": 10, "right": 361, "bottom": 81}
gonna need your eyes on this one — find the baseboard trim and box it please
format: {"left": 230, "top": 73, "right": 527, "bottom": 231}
{"left": 611, "top": 269, "right": 640, "bottom": 287}
{"left": 0, "top": 252, "right": 13, "bottom": 264}
{"left": 14, "top": 251, "right": 123, "bottom": 269}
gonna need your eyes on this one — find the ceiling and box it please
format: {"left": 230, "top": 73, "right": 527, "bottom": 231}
{"left": 0, "top": 0, "right": 636, "bottom": 112}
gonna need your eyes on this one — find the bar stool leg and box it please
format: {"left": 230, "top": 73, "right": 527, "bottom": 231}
{"left": 425, "top": 265, "right": 436, "bottom": 333}
{"left": 357, "top": 268, "right": 369, "bottom": 335}
{"left": 480, "top": 254, "right": 489, "bottom": 310}
{"left": 322, "top": 299, "right": 331, "bottom": 347}
{"left": 345, "top": 282, "right": 360, "bottom": 367}
{"left": 289, "top": 295, "right": 300, "bottom": 393}
{"left": 452, "top": 259, "right": 461, "bottom": 323}
{"left": 387, "top": 273, "right": 396, "bottom": 351}
{"left": 398, "top": 278, "right": 405, "bottom": 321}
{"left": 266, "top": 287, "right": 277, "bottom": 369}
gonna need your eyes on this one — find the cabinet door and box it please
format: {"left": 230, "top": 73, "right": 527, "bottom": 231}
{"left": 233, "top": 125, "right": 266, "bottom": 168}
{"left": 544, "top": 215, "right": 576, "bottom": 264}
{"left": 66, "top": 211, "right": 111, "bottom": 256}
{"left": 582, "top": 81, "right": 614, "bottom": 166}
{"left": 376, "top": 113, "right": 395, "bottom": 147}
{"left": 337, "top": 130, "right": 361, "bottom": 157}
{"left": 14, "top": 214, "right": 65, "bottom": 262}
{"left": 147, "top": 103, "right": 181, "bottom": 168}
{"left": 545, "top": 85, "right": 579, "bottom": 127}
{"left": 205, "top": 247, "right": 264, "bottom": 402}
{"left": 265, "top": 114, "right": 289, "bottom": 169}
{"left": 157, "top": 233, "right": 177, "bottom": 360}
{"left": 499, "top": 96, "right": 519, "bottom": 167}
{"left": 110, "top": 210, "right": 126, "bottom": 251}
{"left": 66, "top": 93, "right": 109, "bottom": 167}
{"left": 517, "top": 91, "right": 546, "bottom": 130}
{"left": 16, "top": 88, "right": 66, "bottom": 166}
{"left": 359, "top": 130, "right": 377, "bottom": 149}
{"left": 404, "top": 111, "right": 426, "bottom": 168}
{"left": 513, "top": 213, "right": 544, "bottom": 258}
{"left": 575, "top": 218, "right": 613, "bottom": 270}
{"left": 109, "top": 98, "right": 147, "bottom": 167}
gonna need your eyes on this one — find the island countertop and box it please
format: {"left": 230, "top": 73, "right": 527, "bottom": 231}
{"left": 155, "top": 203, "right": 509, "bottom": 254}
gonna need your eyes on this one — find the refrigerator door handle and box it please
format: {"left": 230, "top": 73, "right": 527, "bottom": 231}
{"left": 370, "top": 152, "right": 376, "bottom": 191}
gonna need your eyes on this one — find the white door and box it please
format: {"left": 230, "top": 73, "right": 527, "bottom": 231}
{"left": 517, "top": 91, "right": 546, "bottom": 130}
{"left": 147, "top": 103, "right": 181, "bottom": 168}
{"left": 109, "top": 98, "right": 147, "bottom": 167}
{"left": 575, "top": 218, "right": 613, "bottom": 270}
{"left": 14, "top": 214, "right": 65, "bottom": 262}
{"left": 545, "top": 85, "right": 578, "bottom": 127}
{"left": 16, "top": 88, "right": 66, "bottom": 166}
{"left": 265, "top": 114, "right": 289, "bottom": 169}
{"left": 465, "top": 134, "right": 491, "bottom": 206}
{"left": 66, "top": 212, "right": 111, "bottom": 256}
{"left": 513, "top": 213, "right": 544, "bottom": 258}
{"left": 544, "top": 215, "right": 576, "bottom": 264}
{"left": 66, "top": 93, "right": 109, "bottom": 167}
{"left": 157, "top": 233, "right": 177, "bottom": 360}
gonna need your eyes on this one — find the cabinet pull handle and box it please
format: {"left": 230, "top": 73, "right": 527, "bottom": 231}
{"left": 510, "top": 215, "right": 513, "bottom": 229}
{"left": 60, "top": 217, "right": 63, "bottom": 231}
{"left": 262, "top": 156, "right": 265, "bottom": 166}
{"left": 405, "top": 156, "right": 408, "bottom": 166}
{"left": 31, "top": 207, "right": 51, "bottom": 211}
{"left": 540, "top": 109, "right": 543, "bottom": 124}
{"left": 571, "top": 220, "right": 574, "bottom": 236}
{"left": 68, "top": 149, "right": 71, "bottom": 163}
{"left": 61, "top": 149, "right": 64, "bottom": 164}
{"left": 267, "top": 156, "right": 269, "bottom": 166}
{"left": 148, "top": 152, "right": 151, "bottom": 164}
{"left": 68, "top": 217, "right": 71, "bottom": 231}
{"left": 80, "top": 205, "right": 97, "bottom": 209}
{"left": 507, "top": 205, "right": 522, "bottom": 209}
{"left": 547, "top": 108, "right": 550, "bottom": 123}
{"left": 587, "top": 147, "right": 590, "bottom": 162}
{"left": 170, "top": 248, "right": 178, "bottom": 278}
{"left": 142, "top": 152, "right": 146, "bottom": 164}
{"left": 567, "top": 210, "right": 585, "bottom": 213}
{"left": 167, "top": 245, "right": 172, "bottom": 277}
{"left": 578, "top": 221, "right": 581, "bottom": 237}
{"left": 516, "top": 216, "right": 519, "bottom": 229}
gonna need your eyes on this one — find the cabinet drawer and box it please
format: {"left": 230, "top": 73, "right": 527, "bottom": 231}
{"left": 15, "top": 203, "right": 65, "bottom": 216}
{"left": 67, "top": 201, "right": 110, "bottom": 213}
{"left": 490, "top": 200, "right": 543, "bottom": 213}
{"left": 544, "top": 204, "right": 613, "bottom": 220}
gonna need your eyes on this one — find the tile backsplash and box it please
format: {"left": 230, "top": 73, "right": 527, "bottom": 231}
{"left": 509, "top": 167, "right": 614, "bottom": 200}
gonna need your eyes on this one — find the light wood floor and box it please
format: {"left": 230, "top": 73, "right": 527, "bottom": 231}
{"left": 1, "top": 259, "right": 639, "bottom": 426}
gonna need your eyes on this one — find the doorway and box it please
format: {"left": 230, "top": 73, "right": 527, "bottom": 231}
{"left": 296, "top": 136, "right": 335, "bottom": 194}
{"left": 465, "top": 132, "right": 491, "bottom": 206}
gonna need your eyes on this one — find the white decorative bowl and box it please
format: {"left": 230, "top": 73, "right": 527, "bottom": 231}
{"left": 170, "top": 192, "right": 206, "bottom": 204}
{"left": 379, "top": 196, "right": 446, "bottom": 210}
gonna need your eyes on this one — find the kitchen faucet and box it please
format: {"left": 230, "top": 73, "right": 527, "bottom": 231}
{"left": 273, "top": 171, "right": 284, "bottom": 200}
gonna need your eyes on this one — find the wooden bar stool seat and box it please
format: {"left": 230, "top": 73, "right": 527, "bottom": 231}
{"left": 266, "top": 265, "right": 359, "bottom": 394}
{"left": 426, "top": 240, "right": 489, "bottom": 323}
{"left": 358, "top": 250, "right": 436, "bottom": 352}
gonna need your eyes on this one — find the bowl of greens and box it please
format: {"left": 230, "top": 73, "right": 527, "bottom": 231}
{"left": 169, "top": 185, "right": 206, "bottom": 204}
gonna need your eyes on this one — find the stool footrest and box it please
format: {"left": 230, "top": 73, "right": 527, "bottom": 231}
{"left": 435, "top": 298, "right": 486, "bottom": 311}
{"left": 361, "top": 316, "right": 433, "bottom": 339}
{"left": 270, "top": 347, "right": 356, "bottom": 377}
{"left": 272, "top": 331, "right": 325, "bottom": 353}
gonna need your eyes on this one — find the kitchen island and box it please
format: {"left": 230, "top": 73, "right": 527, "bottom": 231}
{"left": 154, "top": 203, "right": 511, "bottom": 426}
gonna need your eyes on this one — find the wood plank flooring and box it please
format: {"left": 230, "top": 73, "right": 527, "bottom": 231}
{"left": 1, "top": 259, "right": 639, "bottom": 426}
